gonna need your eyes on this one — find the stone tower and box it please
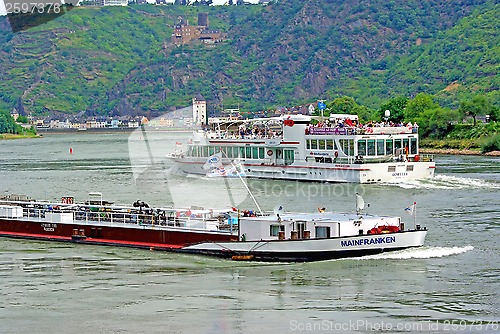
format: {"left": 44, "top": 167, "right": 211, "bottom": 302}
{"left": 198, "top": 12, "right": 209, "bottom": 27}
{"left": 192, "top": 93, "right": 207, "bottom": 126}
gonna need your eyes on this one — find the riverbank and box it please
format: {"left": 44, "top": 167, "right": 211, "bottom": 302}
{"left": 0, "top": 133, "right": 40, "bottom": 140}
{"left": 36, "top": 127, "right": 135, "bottom": 134}
{"left": 420, "top": 148, "right": 500, "bottom": 156}
{"left": 420, "top": 137, "right": 500, "bottom": 156}
{"left": 36, "top": 127, "right": 191, "bottom": 134}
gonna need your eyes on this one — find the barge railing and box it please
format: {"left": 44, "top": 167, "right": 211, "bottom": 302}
{"left": 1, "top": 200, "right": 235, "bottom": 233}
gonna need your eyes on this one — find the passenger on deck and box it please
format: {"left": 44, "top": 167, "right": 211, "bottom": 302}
{"left": 413, "top": 122, "right": 419, "bottom": 133}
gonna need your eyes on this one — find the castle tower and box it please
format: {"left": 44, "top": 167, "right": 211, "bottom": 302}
{"left": 198, "top": 12, "right": 209, "bottom": 27}
{"left": 192, "top": 93, "right": 207, "bottom": 126}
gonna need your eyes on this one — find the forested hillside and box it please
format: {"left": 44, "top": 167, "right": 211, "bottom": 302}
{"left": 348, "top": 5, "right": 500, "bottom": 109}
{"left": 0, "top": 0, "right": 497, "bottom": 116}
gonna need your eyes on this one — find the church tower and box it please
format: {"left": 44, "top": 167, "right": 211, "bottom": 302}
{"left": 192, "top": 93, "right": 207, "bottom": 126}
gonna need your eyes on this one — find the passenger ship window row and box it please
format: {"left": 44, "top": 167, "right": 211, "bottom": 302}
{"left": 357, "top": 138, "right": 418, "bottom": 156}
{"left": 306, "top": 139, "right": 354, "bottom": 156}
{"left": 306, "top": 139, "right": 337, "bottom": 151}
{"left": 307, "top": 139, "right": 355, "bottom": 156}
{"left": 306, "top": 138, "right": 418, "bottom": 157}
{"left": 188, "top": 146, "right": 266, "bottom": 159}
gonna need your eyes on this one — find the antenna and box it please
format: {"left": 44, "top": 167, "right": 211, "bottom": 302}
{"left": 413, "top": 202, "right": 417, "bottom": 229}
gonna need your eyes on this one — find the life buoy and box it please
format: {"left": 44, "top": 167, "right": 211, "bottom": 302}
{"left": 61, "top": 197, "right": 73, "bottom": 204}
{"left": 334, "top": 151, "right": 339, "bottom": 158}
{"left": 267, "top": 150, "right": 273, "bottom": 156}
{"left": 368, "top": 225, "right": 400, "bottom": 234}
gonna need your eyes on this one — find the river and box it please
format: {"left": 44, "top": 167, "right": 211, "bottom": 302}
{"left": 0, "top": 131, "right": 498, "bottom": 333}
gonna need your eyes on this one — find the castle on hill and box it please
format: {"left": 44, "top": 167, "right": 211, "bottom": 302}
{"left": 172, "top": 13, "right": 226, "bottom": 46}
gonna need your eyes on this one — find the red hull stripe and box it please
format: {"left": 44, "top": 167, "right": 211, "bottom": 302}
{"left": 0, "top": 231, "right": 183, "bottom": 249}
{"left": 0, "top": 230, "right": 71, "bottom": 241}
{"left": 176, "top": 160, "right": 371, "bottom": 171}
{"left": 86, "top": 238, "right": 183, "bottom": 249}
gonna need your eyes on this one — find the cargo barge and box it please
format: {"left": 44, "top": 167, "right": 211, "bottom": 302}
{"left": 0, "top": 194, "right": 427, "bottom": 262}
{"left": 0, "top": 195, "right": 237, "bottom": 251}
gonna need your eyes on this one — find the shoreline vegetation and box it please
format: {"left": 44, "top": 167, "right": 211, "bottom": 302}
{"left": 420, "top": 136, "right": 500, "bottom": 156}
{"left": 2, "top": 130, "right": 498, "bottom": 156}
{"left": 420, "top": 147, "right": 500, "bottom": 156}
{"left": 0, "top": 133, "right": 41, "bottom": 140}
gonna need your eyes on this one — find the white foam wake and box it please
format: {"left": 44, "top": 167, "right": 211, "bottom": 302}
{"left": 360, "top": 245, "right": 474, "bottom": 260}
{"left": 385, "top": 175, "right": 500, "bottom": 190}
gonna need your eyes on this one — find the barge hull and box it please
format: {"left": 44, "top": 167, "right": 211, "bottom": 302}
{"left": 181, "top": 230, "right": 428, "bottom": 262}
{"left": 0, "top": 218, "right": 237, "bottom": 249}
{"left": 182, "top": 247, "right": 415, "bottom": 262}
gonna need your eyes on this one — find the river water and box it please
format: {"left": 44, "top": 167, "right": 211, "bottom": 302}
{"left": 0, "top": 131, "right": 498, "bottom": 333}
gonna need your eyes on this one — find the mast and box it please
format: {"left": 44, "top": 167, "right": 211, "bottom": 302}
{"left": 413, "top": 201, "right": 417, "bottom": 229}
{"left": 216, "top": 148, "right": 263, "bottom": 216}
{"left": 230, "top": 158, "right": 264, "bottom": 216}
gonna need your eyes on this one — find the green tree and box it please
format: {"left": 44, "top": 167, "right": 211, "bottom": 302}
{"left": 325, "top": 96, "right": 376, "bottom": 123}
{"left": 459, "top": 95, "right": 495, "bottom": 126}
{"left": 16, "top": 115, "right": 29, "bottom": 124}
{"left": 490, "top": 106, "right": 499, "bottom": 122}
{"left": 404, "top": 93, "right": 439, "bottom": 122}
{"left": 415, "top": 107, "right": 460, "bottom": 138}
{"left": 328, "top": 96, "right": 357, "bottom": 115}
{"left": 378, "top": 96, "right": 408, "bottom": 122}
{"left": 355, "top": 105, "right": 378, "bottom": 124}
{"left": 0, "top": 110, "right": 20, "bottom": 134}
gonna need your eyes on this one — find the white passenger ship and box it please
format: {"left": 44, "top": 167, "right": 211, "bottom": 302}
{"left": 169, "top": 114, "right": 435, "bottom": 183}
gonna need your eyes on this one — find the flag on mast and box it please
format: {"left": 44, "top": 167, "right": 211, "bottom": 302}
{"left": 203, "top": 152, "right": 223, "bottom": 170}
{"left": 405, "top": 202, "right": 416, "bottom": 216}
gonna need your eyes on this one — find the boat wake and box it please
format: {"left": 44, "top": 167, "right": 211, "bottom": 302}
{"left": 384, "top": 175, "right": 500, "bottom": 190}
{"left": 360, "top": 245, "right": 474, "bottom": 260}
